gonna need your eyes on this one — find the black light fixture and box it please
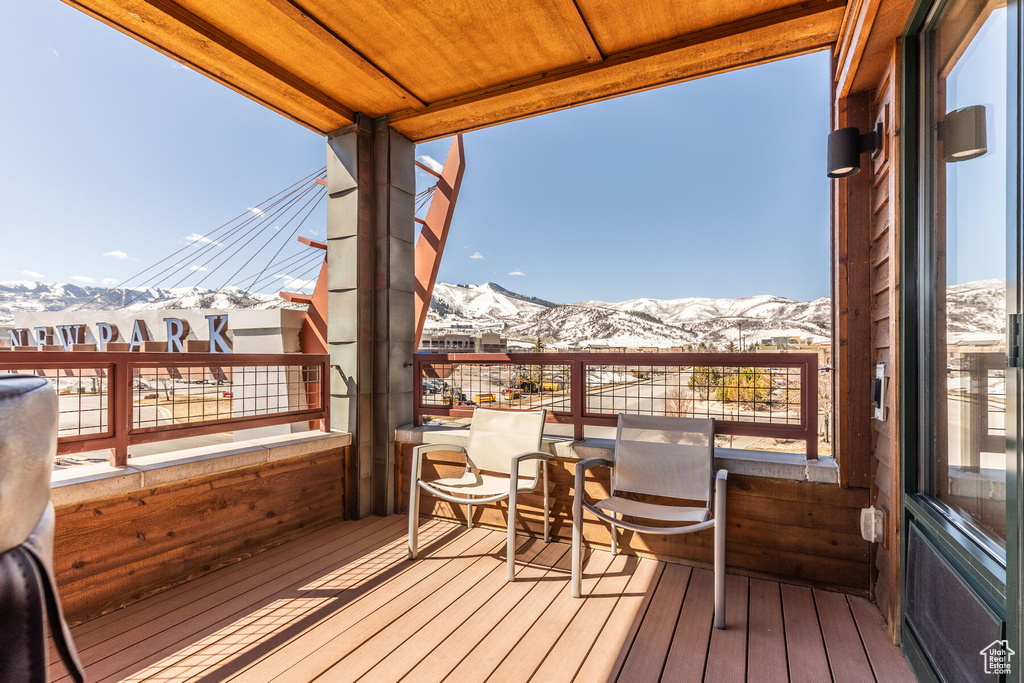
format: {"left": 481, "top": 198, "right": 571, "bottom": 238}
{"left": 826, "top": 124, "right": 883, "bottom": 178}
{"left": 940, "top": 105, "right": 987, "bottom": 162}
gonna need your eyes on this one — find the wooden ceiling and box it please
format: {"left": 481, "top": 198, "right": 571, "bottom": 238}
{"left": 64, "top": 0, "right": 848, "bottom": 141}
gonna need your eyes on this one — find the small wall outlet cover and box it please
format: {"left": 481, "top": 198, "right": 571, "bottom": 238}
{"left": 860, "top": 506, "right": 885, "bottom": 543}
{"left": 872, "top": 362, "right": 888, "bottom": 421}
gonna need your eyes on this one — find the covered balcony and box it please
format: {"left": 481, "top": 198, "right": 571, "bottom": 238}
{"left": 0, "top": 0, "right": 949, "bottom": 679}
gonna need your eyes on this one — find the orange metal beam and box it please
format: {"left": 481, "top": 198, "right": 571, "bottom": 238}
{"left": 280, "top": 291, "right": 314, "bottom": 304}
{"left": 279, "top": 237, "right": 328, "bottom": 355}
{"left": 298, "top": 236, "right": 327, "bottom": 250}
{"left": 413, "top": 134, "right": 466, "bottom": 346}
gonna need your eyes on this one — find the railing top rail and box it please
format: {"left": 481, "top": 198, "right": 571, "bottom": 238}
{"left": 0, "top": 351, "right": 329, "bottom": 365}
{"left": 415, "top": 351, "right": 819, "bottom": 366}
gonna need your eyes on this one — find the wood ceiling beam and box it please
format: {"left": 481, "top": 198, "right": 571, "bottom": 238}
{"left": 62, "top": 0, "right": 335, "bottom": 133}
{"left": 390, "top": 0, "right": 846, "bottom": 141}
{"left": 554, "top": 0, "right": 604, "bottom": 63}
{"left": 264, "top": 0, "right": 426, "bottom": 109}
{"left": 139, "top": 0, "right": 355, "bottom": 121}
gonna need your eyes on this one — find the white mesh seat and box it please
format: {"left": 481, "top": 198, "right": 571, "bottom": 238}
{"left": 426, "top": 472, "right": 539, "bottom": 498}
{"left": 571, "top": 414, "right": 729, "bottom": 630}
{"left": 593, "top": 497, "right": 710, "bottom": 523}
{"left": 408, "top": 408, "right": 552, "bottom": 569}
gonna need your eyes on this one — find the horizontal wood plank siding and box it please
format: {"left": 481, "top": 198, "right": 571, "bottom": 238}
{"left": 53, "top": 446, "right": 348, "bottom": 625}
{"left": 867, "top": 48, "right": 901, "bottom": 642}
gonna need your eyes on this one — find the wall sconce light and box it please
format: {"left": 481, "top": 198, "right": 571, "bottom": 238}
{"left": 940, "top": 105, "right": 987, "bottom": 162}
{"left": 826, "top": 124, "right": 883, "bottom": 178}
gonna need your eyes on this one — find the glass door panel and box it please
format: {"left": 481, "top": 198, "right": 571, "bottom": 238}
{"left": 921, "top": 0, "right": 1009, "bottom": 554}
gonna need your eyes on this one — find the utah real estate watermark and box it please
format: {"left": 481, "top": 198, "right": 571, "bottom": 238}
{"left": 981, "top": 639, "right": 1014, "bottom": 676}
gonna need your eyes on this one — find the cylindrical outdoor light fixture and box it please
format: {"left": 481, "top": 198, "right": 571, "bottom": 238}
{"left": 826, "top": 124, "right": 884, "bottom": 178}
{"left": 940, "top": 105, "right": 987, "bottom": 162}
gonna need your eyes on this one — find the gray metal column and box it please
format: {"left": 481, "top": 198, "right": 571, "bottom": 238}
{"left": 326, "top": 114, "right": 415, "bottom": 518}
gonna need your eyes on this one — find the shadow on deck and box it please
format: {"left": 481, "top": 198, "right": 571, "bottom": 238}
{"left": 49, "top": 515, "right": 914, "bottom": 682}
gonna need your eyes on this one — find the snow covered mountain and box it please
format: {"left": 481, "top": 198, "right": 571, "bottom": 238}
{"left": 426, "top": 280, "right": 1006, "bottom": 349}
{"left": 426, "top": 282, "right": 831, "bottom": 348}
{"left": 0, "top": 278, "right": 1006, "bottom": 350}
{"left": 0, "top": 280, "right": 300, "bottom": 324}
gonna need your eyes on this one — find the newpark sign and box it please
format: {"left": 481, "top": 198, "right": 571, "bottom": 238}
{"left": 7, "top": 315, "right": 232, "bottom": 353}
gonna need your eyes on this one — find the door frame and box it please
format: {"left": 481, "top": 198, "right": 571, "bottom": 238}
{"left": 898, "top": 0, "right": 1021, "bottom": 677}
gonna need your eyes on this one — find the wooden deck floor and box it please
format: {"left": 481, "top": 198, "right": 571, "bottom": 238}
{"left": 50, "top": 515, "right": 915, "bottom": 682}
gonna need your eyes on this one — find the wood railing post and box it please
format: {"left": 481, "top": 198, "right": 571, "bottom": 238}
{"left": 805, "top": 356, "right": 819, "bottom": 461}
{"left": 110, "top": 356, "right": 131, "bottom": 468}
{"left": 572, "top": 359, "right": 585, "bottom": 441}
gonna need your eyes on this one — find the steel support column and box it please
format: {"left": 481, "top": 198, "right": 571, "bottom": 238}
{"left": 326, "top": 114, "right": 415, "bottom": 518}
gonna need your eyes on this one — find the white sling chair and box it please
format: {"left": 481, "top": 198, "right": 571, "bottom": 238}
{"left": 571, "top": 414, "right": 728, "bottom": 629}
{"left": 408, "top": 408, "right": 551, "bottom": 567}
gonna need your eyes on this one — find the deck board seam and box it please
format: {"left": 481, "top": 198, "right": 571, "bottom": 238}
{"left": 52, "top": 516, "right": 419, "bottom": 682}
{"left": 214, "top": 523, "right": 492, "bottom": 682}
{"left": 89, "top": 519, "right": 455, "bottom": 683}
{"left": 304, "top": 532, "right": 510, "bottom": 682}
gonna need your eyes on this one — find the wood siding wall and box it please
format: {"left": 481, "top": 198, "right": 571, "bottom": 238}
{"left": 867, "top": 47, "right": 902, "bottom": 641}
{"left": 53, "top": 447, "right": 348, "bottom": 625}
{"left": 396, "top": 443, "right": 872, "bottom": 592}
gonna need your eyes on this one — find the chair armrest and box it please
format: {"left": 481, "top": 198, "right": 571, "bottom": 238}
{"left": 576, "top": 457, "right": 614, "bottom": 474}
{"left": 410, "top": 442, "right": 467, "bottom": 483}
{"left": 412, "top": 442, "right": 467, "bottom": 457}
{"left": 509, "top": 451, "right": 551, "bottom": 489}
{"left": 511, "top": 451, "right": 551, "bottom": 465}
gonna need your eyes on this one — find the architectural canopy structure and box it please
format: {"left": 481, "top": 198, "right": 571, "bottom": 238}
{"left": 61, "top": 0, "right": 862, "bottom": 140}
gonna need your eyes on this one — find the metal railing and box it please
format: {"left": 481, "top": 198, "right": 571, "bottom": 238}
{"left": 414, "top": 352, "right": 819, "bottom": 459}
{"left": 0, "top": 351, "right": 329, "bottom": 466}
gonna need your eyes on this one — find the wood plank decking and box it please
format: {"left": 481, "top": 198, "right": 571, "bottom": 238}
{"left": 49, "top": 516, "right": 915, "bottom": 682}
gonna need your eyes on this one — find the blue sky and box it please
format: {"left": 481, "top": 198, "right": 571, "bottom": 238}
{"left": 2, "top": 0, "right": 831, "bottom": 304}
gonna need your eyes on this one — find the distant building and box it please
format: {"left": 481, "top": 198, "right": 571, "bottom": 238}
{"left": 418, "top": 331, "right": 507, "bottom": 353}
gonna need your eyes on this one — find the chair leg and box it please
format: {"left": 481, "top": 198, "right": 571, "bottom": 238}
{"left": 408, "top": 479, "right": 420, "bottom": 560}
{"left": 714, "top": 475, "right": 727, "bottom": 629}
{"left": 542, "top": 460, "right": 550, "bottom": 543}
{"left": 571, "top": 467, "right": 584, "bottom": 598}
{"left": 467, "top": 502, "right": 473, "bottom": 529}
{"left": 610, "top": 513, "right": 618, "bottom": 556}
{"left": 508, "top": 474, "right": 519, "bottom": 582}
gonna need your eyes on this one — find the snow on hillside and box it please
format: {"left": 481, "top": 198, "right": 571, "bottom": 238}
{"left": 0, "top": 281, "right": 300, "bottom": 324}
{"left": 0, "top": 278, "right": 1007, "bottom": 350}
{"left": 425, "top": 279, "right": 1006, "bottom": 349}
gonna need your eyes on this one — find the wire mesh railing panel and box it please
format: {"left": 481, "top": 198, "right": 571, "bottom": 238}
{"left": 584, "top": 363, "right": 804, "bottom": 426}
{"left": 413, "top": 352, "right": 819, "bottom": 458}
{"left": 0, "top": 365, "right": 112, "bottom": 439}
{"left": 132, "top": 362, "right": 323, "bottom": 429}
{"left": 418, "top": 362, "right": 573, "bottom": 417}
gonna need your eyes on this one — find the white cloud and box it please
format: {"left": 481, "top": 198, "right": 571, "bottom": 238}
{"left": 102, "top": 278, "right": 118, "bottom": 286}
{"left": 71, "top": 275, "right": 95, "bottom": 283}
{"left": 273, "top": 225, "right": 281, "bottom": 231}
{"left": 183, "top": 233, "right": 222, "bottom": 246}
{"left": 416, "top": 154, "right": 443, "bottom": 173}
{"left": 247, "top": 207, "right": 265, "bottom": 217}
{"left": 470, "top": 252, "right": 485, "bottom": 260}
{"left": 20, "top": 270, "right": 44, "bottom": 278}
{"left": 310, "top": 230, "right": 319, "bottom": 236}
{"left": 173, "top": 263, "right": 183, "bottom": 268}
{"left": 103, "top": 250, "right": 133, "bottom": 260}
{"left": 508, "top": 269, "right": 525, "bottom": 276}
{"left": 274, "top": 273, "right": 316, "bottom": 291}
{"left": 49, "top": 48, "right": 59, "bottom": 58}
{"left": 189, "top": 265, "right": 208, "bottom": 272}
{"left": 171, "top": 62, "right": 192, "bottom": 71}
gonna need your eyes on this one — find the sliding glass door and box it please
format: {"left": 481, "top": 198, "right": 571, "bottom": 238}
{"left": 903, "top": 0, "right": 1020, "bottom": 679}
